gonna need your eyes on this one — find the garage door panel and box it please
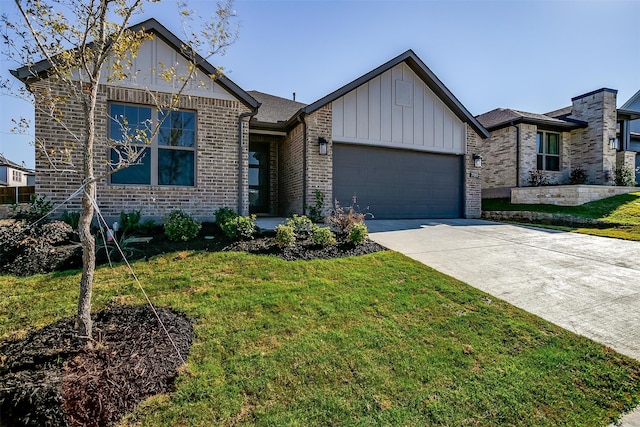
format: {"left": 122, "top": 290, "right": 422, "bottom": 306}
{"left": 333, "top": 144, "right": 462, "bottom": 219}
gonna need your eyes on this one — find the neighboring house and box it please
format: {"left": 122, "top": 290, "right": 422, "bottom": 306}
{"left": 476, "top": 88, "right": 633, "bottom": 197}
{"left": 11, "top": 19, "right": 488, "bottom": 221}
{"left": 617, "top": 89, "right": 640, "bottom": 183}
{"left": 0, "top": 154, "right": 33, "bottom": 187}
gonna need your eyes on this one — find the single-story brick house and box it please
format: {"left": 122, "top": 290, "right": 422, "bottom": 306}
{"left": 476, "top": 88, "right": 640, "bottom": 197}
{"left": 11, "top": 19, "right": 489, "bottom": 221}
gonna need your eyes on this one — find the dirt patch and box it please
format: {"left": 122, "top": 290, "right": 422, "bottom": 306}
{"left": 0, "top": 305, "right": 192, "bottom": 427}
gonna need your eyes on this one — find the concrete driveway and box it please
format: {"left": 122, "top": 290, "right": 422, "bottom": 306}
{"left": 369, "top": 218, "right": 640, "bottom": 426}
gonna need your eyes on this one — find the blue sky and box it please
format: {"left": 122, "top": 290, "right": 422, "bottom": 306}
{"left": 1, "top": 0, "right": 639, "bottom": 169}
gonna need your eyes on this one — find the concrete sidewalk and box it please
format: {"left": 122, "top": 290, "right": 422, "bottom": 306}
{"left": 369, "top": 219, "right": 640, "bottom": 426}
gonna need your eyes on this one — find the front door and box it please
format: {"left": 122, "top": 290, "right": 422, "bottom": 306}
{"left": 249, "top": 142, "right": 270, "bottom": 214}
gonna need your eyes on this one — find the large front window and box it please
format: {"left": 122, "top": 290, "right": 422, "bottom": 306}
{"left": 109, "top": 104, "right": 196, "bottom": 186}
{"left": 536, "top": 131, "right": 560, "bottom": 171}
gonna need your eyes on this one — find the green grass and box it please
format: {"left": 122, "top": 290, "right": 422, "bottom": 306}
{"left": 2, "top": 251, "right": 640, "bottom": 426}
{"left": 483, "top": 193, "right": 640, "bottom": 240}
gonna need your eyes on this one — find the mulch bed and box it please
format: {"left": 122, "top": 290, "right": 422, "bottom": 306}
{"left": 0, "top": 305, "right": 192, "bottom": 427}
{"left": 1, "top": 222, "right": 385, "bottom": 426}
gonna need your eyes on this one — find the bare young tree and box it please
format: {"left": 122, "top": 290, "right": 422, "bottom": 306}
{"left": 2, "top": 0, "right": 237, "bottom": 343}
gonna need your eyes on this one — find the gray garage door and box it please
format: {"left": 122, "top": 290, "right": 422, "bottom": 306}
{"left": 332, "top": 144, "right": 463, "bottom": 219}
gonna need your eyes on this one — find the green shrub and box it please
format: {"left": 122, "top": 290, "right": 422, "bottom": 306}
{"left": 305, "top": 189, "right": 326, "bottom": 223}
{"left": 349, "top": 223, "right": 368, "bottom": 245}
{"left": 221, "top": 215, "right": 256, "bottom": 241}
{"left": 569, "top": 167, "right": 588, "bottom": 185}
{"left": 614, "top": 167, "right": 636, "bottom": 187}
{"left": 285, "top": 214, "right": 315, "bottom": 235}
{"left": 116, "top": 210, "right": 156, "bottom": 235}
{"left": 527, "top": 170, "right": 549, "bottom": 187}
{"left": 60, "top": 210, "right": 80, "bottom": 230}
{"left": 274, "top": 224, "right": 296, "bottom": 248}
{"left": 214, "top": 207, "right": 238, "bottom": 227}
{"left": 164, "top": 210, "right": 201, "bottom": 242}
{"left": 11, "top": 194, "right": 53, "bottom": 224}
{"left": 312, "top": 226, "right": 336, "bottom": 247}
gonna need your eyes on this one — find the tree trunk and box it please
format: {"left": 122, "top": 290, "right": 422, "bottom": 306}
{"left": 77, "top": 181, "right": 95, "bottom": 343}
{"left": 77, "top": 82, "right": 98, "bottom": 344}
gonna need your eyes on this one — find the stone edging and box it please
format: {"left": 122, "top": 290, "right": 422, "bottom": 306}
{"left": 481, "top": 210, "right": 622, "bottom": 228}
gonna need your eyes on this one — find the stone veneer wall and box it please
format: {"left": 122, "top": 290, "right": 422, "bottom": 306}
{"left": 569, "top": 89, "right": 618, "bottom": 184}
{"left": 511, "top": 185, "right": 638, "bottom": 206}
{"left": 465, "top": 125, "right": 484, "bottom": 218}
{"left": 480, "top": 126, "right": 517, "bottom": 189}
{"left": 33, "top": 81, "right": 251, "bottom": 221}
{"left": 616, "top": 151, "right": 637, "bottom": 172}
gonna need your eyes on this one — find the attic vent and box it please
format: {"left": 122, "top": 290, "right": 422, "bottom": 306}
{"left": 395, "top": 80, "right": 412, "bottom": 107}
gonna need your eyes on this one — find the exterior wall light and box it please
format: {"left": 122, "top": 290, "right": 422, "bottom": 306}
{"left": 609, "top": 137, "right": 617, "bottom": 150}
{"left": 473, "top": 153, "right": 483, "bottom": 168}
{"left": 318, "top": 137, "right": 328, "bottom": 155}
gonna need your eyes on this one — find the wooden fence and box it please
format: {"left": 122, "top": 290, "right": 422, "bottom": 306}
{"left": 0, "top": 186, "right": 36, "bottom": 205}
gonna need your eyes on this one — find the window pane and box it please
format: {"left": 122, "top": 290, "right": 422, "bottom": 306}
{"left": 110, "top": 104, "right": 151, "bottom": 143}
{"left": 536, "top": 133, "right": 543, "bottom": 153}
{"left": 158, "top": 110, "right": 195, "bottom": 147}
{"left": 249, "top": 168, "right": 259, "bottom": 186}
{"left": 110, "top": 148, "right": 151, "bottom": 185}
{"left": 546, "top": 133, "right": 559, "bottom": 155}
{"left": 249, "top": 151, "right": 259, "bottom": 165}
{"left": 537, "top": 155, "right": 543, "bottom": 170}
{"left": 158, "top": 149, "right": 195, "bottom": 186}
{"left": 546, "top": 156, "right": 560, "bottom": 171}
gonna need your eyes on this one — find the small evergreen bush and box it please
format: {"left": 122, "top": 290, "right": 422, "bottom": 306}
{"left": 164, "top": 210, "right": 201, "bottom": 242}
{"left": 569, "top": 167, "right": 588, "bottom": 185}
{"left": 275, "top": 224, "right": 296, "bottom": 248}
{"left": 349, "top": 223, "right": 368, "bottom": 245}
{"left": 11, "top": 194, "right": 53, "bottom": 224}
{"left": 312, "top": 226, "right": 336, "bottom": 247}
{"left": 614, "top": 167, "right": 636, "bottom": 187}
{"left": 221, "top": 215, "right": 256, "bottom": 241}
{"left": 214, "top": 207, "right": 238, "bottom": 227}
{"left": 305, "top": 189, "right": 326, "bottom": 223}
{"left": 60, "top": 210, "right": 80, "bottom": 230}
{"left": 285, "top": 214, "right": 315, "bottom": 235}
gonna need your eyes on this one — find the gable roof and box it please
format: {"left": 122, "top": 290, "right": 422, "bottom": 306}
{"left": 476, "top": 108, "right": 588, "bottom": 132}
{"left": 0, "top": 154, "right": 30, "bottom": 171}
{"left": 621, "top": 89, "right": 640, "bottom": 111}
{"left": 10, "top": 18, "right": 259, "bottom": 110}
{"left": 296, "top": 49, "right": 489, "bottom": 138}
{"left": 248, "top": 91, "right": 307, "bottom": 124}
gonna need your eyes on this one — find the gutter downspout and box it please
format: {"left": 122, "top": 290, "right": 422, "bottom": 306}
{"left": 238, "top": 110, "right": 258, "bottom": 215}
{"left": 298, "top": 114, "right": 308, "bottom": 215}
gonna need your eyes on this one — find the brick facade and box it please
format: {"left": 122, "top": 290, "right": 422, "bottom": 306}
{"left": 33, "top": 82, "right": 251, "bottom": 221}
{"left": 278, "top": 124, "right": 304, "bottom": 216}
{"left": 303, "top": 106, "right": 333, "bottom": 216}
{"left": 465, "top": 126, "right": 483, "bottom": 218}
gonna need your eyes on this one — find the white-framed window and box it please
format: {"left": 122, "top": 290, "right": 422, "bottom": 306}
{"left": 12, "top": 170, "right": 22, "bottom": 183}
{"left": 109, "top": 103, "right": 196, "bottom": 186}
{"left": 536, "top": 131, "right": 560, "bottom": 171}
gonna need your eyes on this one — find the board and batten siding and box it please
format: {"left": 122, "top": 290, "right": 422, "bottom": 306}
{"left": 101, "top": 36, "right": 236, "bottom": 101}
{"left": 331, "top": 62, "right": 465, "bottom": 155}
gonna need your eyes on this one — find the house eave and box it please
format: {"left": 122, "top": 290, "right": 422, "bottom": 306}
{"left": 485, "top": 117, "right": 588, "bottom": 133}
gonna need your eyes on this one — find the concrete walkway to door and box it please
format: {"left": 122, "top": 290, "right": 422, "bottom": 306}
{"left": 369, "top": 218, "right": 640, "bottom": 426}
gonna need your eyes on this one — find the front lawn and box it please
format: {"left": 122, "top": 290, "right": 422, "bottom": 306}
{"left": 2, "top": 251, "right": 639, "bottom": 426}
{"left": 483, "top": 192, "right": 640, "bottom": 240}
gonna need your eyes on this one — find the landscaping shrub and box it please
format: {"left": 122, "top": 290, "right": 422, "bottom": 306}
{"left": 274, "top": 224, "right": 296, "bottom": 248}
{"left": 60, "top": 210, "right": 80, "bottom": 230}
{"left": 614, "top": 166, "right": 636, "bottom": 186}
{"left": 164, "top": 210, "right": 201, "bottom": 242}
{"left": 349, "top": 223, "right": 368, "bottom": 245}
{"left": 569, "top": 166, "right": 588, "bottom": 185}
{"left": 117, "top": 210, "right": 156, "bottom": 235}
{"left": 214, "top": 207, "right": 238, "bottom": 228}
{"left": 285, "top": 214, "right": 315, "bottom": 235}
{"left": 312, "top": 226, "right": 336, "bottom": 247}
{"left": 221, "top": 214, "right": 256, "bottom": 241}
{"left": 527, "top": 170, "right": 549, "bottom": 187}
{"left": 10, "top": 194, "right": 53, "bottom": 224}
{"left": 328, "top": 197, "right": 372, "bottom": 235}
{"left": 305, "top": 189, "right": 326, "bottom": 223}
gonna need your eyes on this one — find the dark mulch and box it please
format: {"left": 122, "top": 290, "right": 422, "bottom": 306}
{"left": 0, "top": 305, "right": 193, "bottom": 427}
